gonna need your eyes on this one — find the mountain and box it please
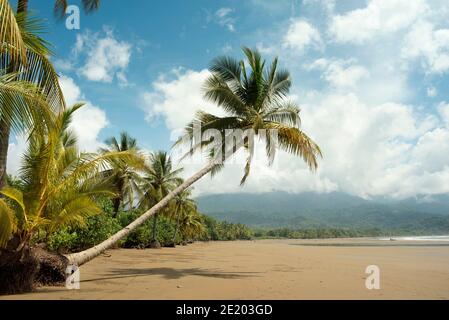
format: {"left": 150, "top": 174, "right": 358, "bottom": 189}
{"left": 196, "top": 192, "right": 449, "bottom": 233}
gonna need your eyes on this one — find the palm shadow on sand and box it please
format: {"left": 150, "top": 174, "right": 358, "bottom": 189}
{"left": 81, "top": 267, "right": 261, "bottom": 283}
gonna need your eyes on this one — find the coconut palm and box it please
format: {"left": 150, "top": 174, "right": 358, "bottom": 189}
{"left": 168, "top": 187, "right": 197, "bottom": 245}
{"left": 0, "top": 0, "right": 26, "bottom": 63}
{"left": 54, "top": 0, "right": 101, "bottom": 17}
{"left": 65, "top": 48, "right": 321, "bottom": 266}
{"left": 0, "top": 2, "right": 65, "bottom": 188}
{"left": 0, "top": 103, "right": 135, "bottom": 250}
{"left": 138, "top": 151, "right": 183, "bottom": 247}
{"left": 179, "top": 211, "right": 206, "bottom": 243}
{"left": 100, "top": 132, "right": 146, "bottom": 216}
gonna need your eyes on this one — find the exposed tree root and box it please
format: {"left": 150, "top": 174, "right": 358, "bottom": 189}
{"left": 0, "top": 245, "right": 69, "bottom": 295}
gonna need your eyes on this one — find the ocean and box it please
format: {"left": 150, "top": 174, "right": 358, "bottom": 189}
{"left": 377, "top": 235, "right": 449, "bottom": 241}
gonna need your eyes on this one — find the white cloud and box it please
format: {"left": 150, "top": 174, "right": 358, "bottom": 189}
{"left": 59, "top": 75, "right": 81, "bottom": 106}
{"left": 401, "top": 21, "right": 449, "bottom": 74}
{"left": 282, "top": 19, "right": 322, "bottom": 52}
{"left": 142, "top": 68, "right": 223, "bottom": 135}
{"left": 53, "top": 58, "right": 74, "bottom": 72}
{"left": 7, "top": 135, "right": 27, "bottom": 176}
{"left": 296, "top": 93, "right": 449, "bottom": 198}
{"left": 308, "top": 59, "right": 370, "bottom": 89}
{"left": 145, "top": 1, "right": 449, "bottom": 199}
{"left": 59, "top": 75, "right": 109, "bottom": 151}
{"left": 75, "top": 29, "right": 132, "bottom": 86}
{"left": 214, "top": 7, "right": 236, "bottom": 32}
{"left": 141, "top": 66, "right": 449, "bottom": 198}
{"left": 330, "top": 0, "right": 427, "bottom": 43}
{"left": 438, "top": 102, "right": 449, "bottom": 126}
{"left": 69, "top": 103, "right": 108, "bottom": 151}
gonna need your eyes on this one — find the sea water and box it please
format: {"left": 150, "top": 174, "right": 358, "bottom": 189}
{"left": 377, "top": 235, "right": 449, "bottom": 241}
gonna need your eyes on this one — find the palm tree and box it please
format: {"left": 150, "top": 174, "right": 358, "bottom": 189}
{"left": 65, "top": 48, "right": 322, "bottom": 266}
{"left": 100, "top": 132, "right": 145, "bottom": 216}
{"left": 168, "top": 187, "right": 197, "bottom": 246}
{"left": 0, "top": 0, "right": 102, "bottom": 189}
{"left": 138, "top": 151, "right": 183, "bottom": 248}
{"left": 53, "top": 0, "right": 101, "bottom": 17}
{"left": 179, "top": 208, "right": 205, "bottom": 244}
{"left": 0, "top": 1, "right": 66, "bottom": 188}
{"left": 0, "top": 0, "right": 26, "bottom": 63}
{"left": 0, "top": 103, "right": 135, "bottom": 250}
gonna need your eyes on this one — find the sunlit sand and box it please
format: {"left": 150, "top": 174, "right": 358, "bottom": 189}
{"left": 2, "top": 239, "right": 449, "bottom": 300}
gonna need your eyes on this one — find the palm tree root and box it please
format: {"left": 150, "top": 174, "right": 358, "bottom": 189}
{"left": 0, "top": 245, "right": 68, "bottom": 295}
{"left": 148, "top": 240, "right": 161, "bottom": 249}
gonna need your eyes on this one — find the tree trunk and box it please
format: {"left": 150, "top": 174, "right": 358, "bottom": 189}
{"left": 172, "top": 214, "right": 181, "bottom": 243}
{"left": 151, "top": 213, "right": 158, "bottom": 240}
{"left": 0, "top": 1, "right": 29, "bottom": 189}
{"left": 17, "top": 0, "right": 29, "bottom": 13}
{"left": 65, "top": 161, "right": 217, "bottom": 266}
{"left": 112, "top": 197, "right": 121, "bottom": 216}
{"left": 0, "top": 120, "right": 11, "bottom": 189}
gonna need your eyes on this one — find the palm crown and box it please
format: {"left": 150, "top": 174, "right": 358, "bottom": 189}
{"left": 178, "top": 47, "right": 322, "bottom": 184}
{"left": 139, "top": 151, "right": 183, "bottom": 209}
{"left": 54, "top": 0, "right": 101, "bottom": 17}
{"left": 100, "top": 132, "right": 145, "bottom": 215}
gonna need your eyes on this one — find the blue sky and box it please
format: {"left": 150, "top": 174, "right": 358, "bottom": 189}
{"left": 8, "top": 0, "right": 449, "bottom": 198}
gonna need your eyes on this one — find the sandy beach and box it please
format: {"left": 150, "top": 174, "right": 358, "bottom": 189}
{"left": 2, "top": 239, "right": 449, "bottom": 300}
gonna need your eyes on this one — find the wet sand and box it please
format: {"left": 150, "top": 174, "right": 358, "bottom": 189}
{"left": 2, "top": 239, "right": 449, "bottom": 300}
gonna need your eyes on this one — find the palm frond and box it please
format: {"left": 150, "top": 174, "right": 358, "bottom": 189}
{"left": 266, "top": 122, "right": 322, "bottom": 171}
{"left": 0, "top": 0, "right": 27, "bottom": 64}
{"left": 0, "top": 198, "right": 17, "bottom": 248}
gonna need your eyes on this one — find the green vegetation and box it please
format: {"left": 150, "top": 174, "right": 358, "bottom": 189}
{"left": 197, "top": 192, "right": 449, "bottom": 235}
{"left": 39, "top": 199, "right": 255, "bottom": 253}
{"left": 253, "top": 228, "right": 385, "bottom": 239}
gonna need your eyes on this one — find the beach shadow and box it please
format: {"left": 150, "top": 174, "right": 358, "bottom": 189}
{"left": 81, "top": 267, "right": 261, "bottom": 283}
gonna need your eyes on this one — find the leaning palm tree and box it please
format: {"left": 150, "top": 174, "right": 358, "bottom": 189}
{"left": 100, "top": 132, "right": 146, "bottom": 216}
{"left": 138, "top": 151, "right": 183, "bottom": 248}
{"left": 65, "top": 48, "right": 322, "bottom": 266}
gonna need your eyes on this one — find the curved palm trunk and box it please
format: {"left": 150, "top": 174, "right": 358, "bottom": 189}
{"left": 65, "top": 161, "right": 216, "bottom": 265}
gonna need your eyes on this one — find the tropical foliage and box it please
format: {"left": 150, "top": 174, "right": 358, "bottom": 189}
{"left": 138, "top": 151, "right": 183, "bottom": 243}
{"left": 100, "top": 132, "right": 145, "bottom": 215}
{"left": 0, "top": 104, "right": 137, "bottom": 249}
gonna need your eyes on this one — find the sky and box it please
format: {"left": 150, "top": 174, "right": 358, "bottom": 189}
{"left": 7, "top": 0, "right": 449, "bottom": 199}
